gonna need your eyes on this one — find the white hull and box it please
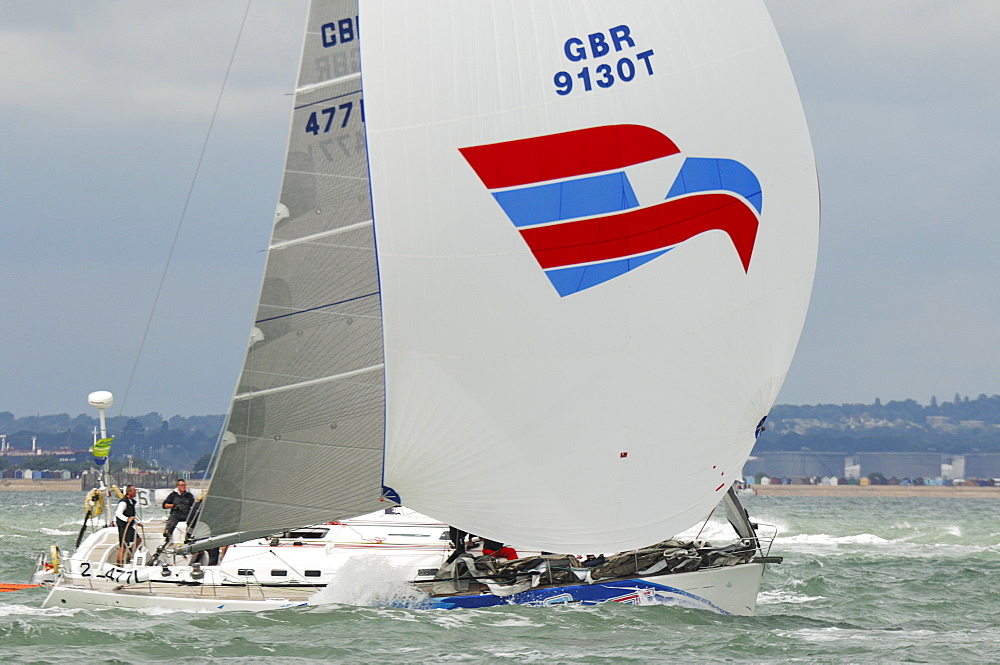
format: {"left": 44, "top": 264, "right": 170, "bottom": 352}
{"left": 42, "top": 559, "right": 766, "bottom": 615}
{"left": 41, "top": 497, "right": 776, "bottom": 615}
{"left": 49, "top": 509, "right": 450, "bottom": 576}
{"left": 42, "top": 581, "right": 312, "bottom": 612}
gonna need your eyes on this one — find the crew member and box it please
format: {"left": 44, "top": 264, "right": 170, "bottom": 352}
{"left": 482, "top": 539, "right": 518, "bottom": 560}
{"left": 445, "top": 526, "right": 469, "bottom": 564}
{"left": 162, "top": 478, "right": 196, "bottom": 542}
{"left": 115, "top": 485, "right": 141, "bottom": 566}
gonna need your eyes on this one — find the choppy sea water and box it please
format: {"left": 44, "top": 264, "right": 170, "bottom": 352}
{"left": 3, "top": 491, "right": 1000, "bottom": 663}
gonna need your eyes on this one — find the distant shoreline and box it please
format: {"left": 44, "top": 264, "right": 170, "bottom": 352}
{"left": 751, "top": 484, "right": 1000, "bottom": 498}
{"left": 0, "top": 478, "right": 209, "bottom": 492}
{"left": 3, "top": 478, "right": 1000, "bottom": 499}
{"left": 0, "top": 479, "right": 82, "bottom": 491}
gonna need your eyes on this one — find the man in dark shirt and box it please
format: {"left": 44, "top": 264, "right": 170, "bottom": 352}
{"left": 162, "top": 479, "right": 195, "bottom": 542}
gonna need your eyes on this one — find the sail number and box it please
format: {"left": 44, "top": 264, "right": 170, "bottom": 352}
{"left": 321, "top": 18, "right": 358, "bottom": 48}
{"left": 305, "top": 99, "right": 364, "bottom": 136}
{"left": 554, "top": 24, "right": 655, "bottom": 96}
{"left": 77, "top": 562, "right": 139, "bottom": 584}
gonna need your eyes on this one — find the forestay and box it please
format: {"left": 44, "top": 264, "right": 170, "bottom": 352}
{"left": 364, "top": 0, "right": 818, "bottom": 553}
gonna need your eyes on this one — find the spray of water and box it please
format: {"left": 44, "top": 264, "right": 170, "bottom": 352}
{"left": 309, "top": 555, "right": 429, "bottom": 608}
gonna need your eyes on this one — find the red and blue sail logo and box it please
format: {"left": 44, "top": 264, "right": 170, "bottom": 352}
{"left": 459, "top": 124, "right": 761, "bottom": 297}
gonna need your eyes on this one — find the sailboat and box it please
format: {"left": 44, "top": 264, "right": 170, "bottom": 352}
{"left": 42, "top": 0, "right": 817, "bottom": 614}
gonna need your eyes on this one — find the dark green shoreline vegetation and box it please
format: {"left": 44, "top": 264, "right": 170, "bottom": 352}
{"left": 0, "top": 412, "right": 221, "bottom": 474}
{"left": 2, "top": 394, "right": 999, "bottom": 472}
{"left": 760, "top": 394, "right": 1000, "bottom": 455}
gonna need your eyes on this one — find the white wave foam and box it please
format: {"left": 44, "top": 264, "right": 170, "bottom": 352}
{"left": 309, "top": 555, "right": 427, "bottom": 608}
{"left": 431, "top": 612, "right": 476, "bottom": 629}
{"left": 774, "top": 531, "right": 996, "bottom": 559}
{"left": 774, "top": 627, "right": 936, "bottom": 643}
{"left": 945, "top": 525, "right": 962, "bottom": 537}
{"left": 485, "top": 616, "right": 545, "bottom": 627}
{"left": 773, "top": 627, "right": 847, "bottom": 643}
{"left": 0, "top": 603, "right": 82, "bottom": 618}
{"left": 757, "top": 589, "right": 824, "bottom": 605}
{"left": 39, "top": 528, "right": 74, "bottom": 536}
{"left": 352, "top": 607, "right": 422, "bottom": 621}
{"left": 778, "top": 533, "right": 890, "bottom": 546}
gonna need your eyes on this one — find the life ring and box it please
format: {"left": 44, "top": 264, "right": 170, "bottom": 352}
{"left": 84, "top": 489, "right": 106, "bottom": 517}
{"left": 49, "top": 545, "right": 61, "bottom": 574}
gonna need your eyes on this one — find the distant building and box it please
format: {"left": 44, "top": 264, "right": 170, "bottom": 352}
{"left": 962, "top": 454, "right": 1000, "bottom": 479}
{"left": 52, "top": 453, "right": 88, "bottom": 464}
{"left": 0, "top": 445, "right": 90, "bottom": 462}
{"left": 743, "top": 451, "right": 847, "bottom": 479}
{"left": 743, "top": 451, "right": 961, "bottom": 481}
{"left": 853, "top": 452, "right": 942, "bottom": 479}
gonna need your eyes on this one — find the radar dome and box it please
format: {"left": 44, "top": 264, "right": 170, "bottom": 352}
{"left": 87, "top": 391, "right": 114, "bottom": 409}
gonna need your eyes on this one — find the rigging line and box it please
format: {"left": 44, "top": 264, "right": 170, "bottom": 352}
{"left": 694, "top": 506, "right": 717, "bottom": 542}
{"left": 114, "top": 1, "right": 253, "bottom": 424}
{"left": 266, "top": 550, "right": 325, "bottom": 592}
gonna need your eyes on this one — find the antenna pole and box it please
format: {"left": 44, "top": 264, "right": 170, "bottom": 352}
{"left": 88, "top": 391, "right": 116, "bottom": 526}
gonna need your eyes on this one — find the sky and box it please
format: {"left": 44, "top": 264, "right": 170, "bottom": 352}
{"left": 2, "top": 1, "right": 999, "bottom": 419}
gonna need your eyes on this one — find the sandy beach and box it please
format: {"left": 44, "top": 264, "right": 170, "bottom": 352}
{"left": 0, "top": 479, "right": 82, "bottom": 491}
{"left": 2, "top": 477, "right": 999, "bottom": 498}
{"left": 0, "top": 478, "right": 210, "bottom": 492}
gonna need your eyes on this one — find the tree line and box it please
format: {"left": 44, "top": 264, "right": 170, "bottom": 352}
{"left": 758, "top": 394, "right": 1000, "bottom": 454}
{"left": 4, "top": 393, "right": 1000, "bottom": 470}
{"left": 0, "top": 411, "right": 222, "bottom": 473}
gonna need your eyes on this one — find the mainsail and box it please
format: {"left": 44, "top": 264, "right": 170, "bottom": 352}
{"left": 194, "top": 0, "right": 387, "bottom": 548}
{"left": 194, "top": 0, "right": 818, "bottom": 555}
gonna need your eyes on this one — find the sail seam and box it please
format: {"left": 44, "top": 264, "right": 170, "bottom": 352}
{"left": 270, "top": 220, "right": 373, "bottom": 251}
{"left": 255, "top": 292, "right": 379, "bottom": 324}
{"left": 233, "top": 364, "right": 385, "bottom": 401}
{"left": 295, "top": 72, "right": 361, "bottom": 97}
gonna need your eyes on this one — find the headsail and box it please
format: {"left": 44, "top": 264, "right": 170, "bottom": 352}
{"left": 194, "top": 0, "right": 818, "bottom": 555}
{"left": 363, "top": 0, "right": 819, "bottom": 553}
{"left": 194, "top": 0, "right": 387, "bottom": 548}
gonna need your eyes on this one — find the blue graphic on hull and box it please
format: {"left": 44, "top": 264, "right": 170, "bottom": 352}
{"left": 420, "top": 578, "right": 732, "bottom": 615}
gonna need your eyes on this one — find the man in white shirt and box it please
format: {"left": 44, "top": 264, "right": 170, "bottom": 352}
{"left": 115, "top": 485, "right": 141, "bottom": 566}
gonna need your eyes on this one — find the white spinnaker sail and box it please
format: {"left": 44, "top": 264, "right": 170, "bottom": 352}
{"left": 365, "top": 0, "right": 818, "bottom": 553}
